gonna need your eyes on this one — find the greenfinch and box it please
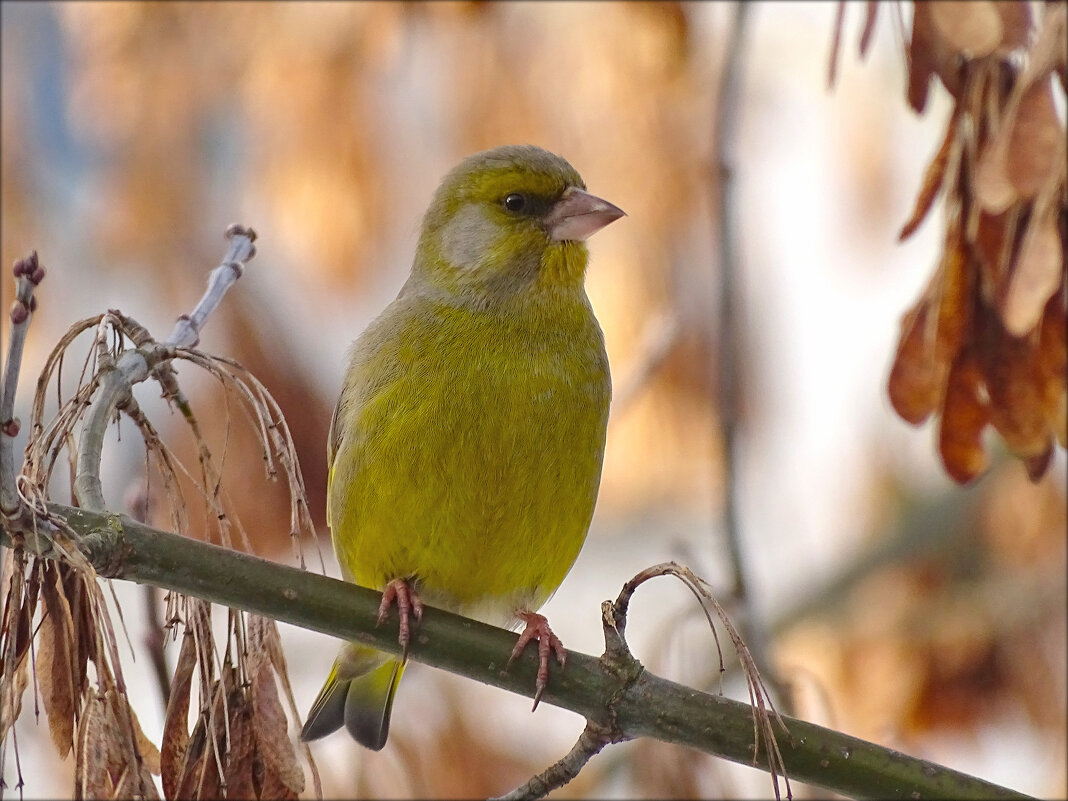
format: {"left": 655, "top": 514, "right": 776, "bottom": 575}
{"left": 300, "top": 145, "right": 624, "bottom": 749}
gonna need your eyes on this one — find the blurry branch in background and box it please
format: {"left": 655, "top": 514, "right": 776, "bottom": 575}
{"left": 0, "top": 231, "right": 1037, "bottom": 799}
{"left": 711, "top": 1, "right": 788, "bottom": 709}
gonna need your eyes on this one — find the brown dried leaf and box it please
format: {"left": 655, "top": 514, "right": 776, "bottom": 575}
{"left": 975, "top": 135, "right": 1018, "bottom": 214}
{"left": 1007, "top": 78, "right": 1065, "bottom": 199}
{"left": 106, "top": 692, "right": 161, "bottom": 800}
{"left": 74, "top": 691, "right": 158, "bottom": 800}
{"left": 38, "top": 562, "right": 77, "bottom": 758}
{"left": 1036, "top": 294, "right": 1068, "bottom": 447}
{"left": 973, "top": 208, "right": 1021, "bottom": 305}
{"left": 128, "top": 701, "right": 162, "bottom": 776}
{"left": 980, "top": 312, "right": 1053, "bottom": 458}
{"left": 59, "top": 564, "right": 95, "bottom": 700}
{"left": 931, "top": 1, "right": 1003, "bottom": 57}
{"left": 994, "top": 1, "right": 1032, "bottom": 52}
{"left": 934, "top": 231, "right": 975, "bottom": 363}
{"left": 907, "top": 3, "right": 939, "bottom": 112}
{"left": 1023, "top": 444, "right": 1054, "bottom": 480}
{"left": 889, "top": 298, "right": 945, "bottom": 424}
{"left": 161, "top": 627, "right": 197, "bottom": 800}
{"left": 1003, "top": 206, "right": 1063, "bottom": 335}
{"left": 899, "top": 111, "right": 960, "bottom": 241}
{"left": 251, "top": 661, "right": 304, "bottom": 796}
{"left": 0, "top": 624, "right": 31, "bottom": 742}
{"left": 75, "top": 694, "right": 109, "bottom": 800}
{"left": 222, "top": 686, "right": 257, "bottom": 800}
{"left": 174, "top": 726, "right": 209, "bottom": 800}
{"left": 939, "top": 352, "right": 991, "bottom": 483}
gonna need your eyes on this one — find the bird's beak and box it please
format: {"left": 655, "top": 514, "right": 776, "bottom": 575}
{"left": 547, "top": 187, "right": 626, "bottom": 242}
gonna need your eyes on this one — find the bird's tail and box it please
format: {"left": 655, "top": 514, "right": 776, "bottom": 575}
{"left": 300, "top": 644, "right": 405, "bottom": 750}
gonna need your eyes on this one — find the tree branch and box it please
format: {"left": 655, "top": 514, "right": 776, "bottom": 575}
{"left": 0, "top": 506, "right": 1033, "bottom": 801}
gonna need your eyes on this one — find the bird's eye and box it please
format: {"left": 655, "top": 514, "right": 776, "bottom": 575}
{"left": 503, "top": 193, "right": 527, "bottom": 212}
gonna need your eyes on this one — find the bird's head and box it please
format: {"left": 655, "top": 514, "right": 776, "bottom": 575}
{"left": 411, "top": 145, "right": 624, "bottom": 302}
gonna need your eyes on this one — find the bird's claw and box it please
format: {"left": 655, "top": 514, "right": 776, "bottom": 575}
{"left": 377, "top": 578, "right": 424, "bottom": 662}
{"left": 507, "top": 611, "right": 566, "bottom": 711}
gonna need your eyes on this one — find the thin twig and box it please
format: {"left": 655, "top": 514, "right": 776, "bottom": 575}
{"left": 490, "top": 722, "right": 624, "bottom": 801}
{"left": 1, "top": 252, "right": 46, "bottom": 518}
{"left": 164, "top": 224, "right": 257, "bottom": 349}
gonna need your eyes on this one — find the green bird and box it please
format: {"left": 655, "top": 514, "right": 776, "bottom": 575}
{"left": 301, "top": 144, "right": 624, "bottom": 749}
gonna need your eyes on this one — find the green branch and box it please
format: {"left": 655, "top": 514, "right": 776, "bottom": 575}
{"left": 2, "top": 504, "right": 1032, "bottom": 801}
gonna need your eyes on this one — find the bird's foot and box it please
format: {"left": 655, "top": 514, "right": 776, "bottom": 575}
{"left": 507, "top": 611, "right": 566, "bottom": 711}
{"left": 377, "top": 578, "right": 424, "bottom": 662}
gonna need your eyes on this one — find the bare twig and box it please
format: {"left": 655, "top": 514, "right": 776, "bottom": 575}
{"left": 71, "top": 227, "right": 257, "bottom": 512}
{"left": 164, "top": 224, "right": 257, "bottom": 349}
{"left": 490, "top": 721, "right": 624, "bottom": 801}
{"left": 608, "top": 561, "right": 791, "bottom": 800}
{"left": 1, "top": 252, "right": 46, "bottom": 518}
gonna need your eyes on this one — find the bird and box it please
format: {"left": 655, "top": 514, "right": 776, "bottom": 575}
{"left": 300, "top": 144, "right": 624, "bottom": 749}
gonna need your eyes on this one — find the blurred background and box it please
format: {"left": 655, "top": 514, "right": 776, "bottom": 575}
{"left": 1, "top": 2, "right": 1064, "bottom": 798}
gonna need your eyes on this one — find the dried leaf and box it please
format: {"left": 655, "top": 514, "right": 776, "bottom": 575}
{"left": 1003, "top": 206, "right": 1062, "bottom": 335}
{"left": 1007, "top": 78, "right": 1065, "bottom": 199}
{"left": 161, "top": 627, "right": 197, "bottom": 800}
{"left": 75, "top": 694, "right": 109, "bottom": 800}
{"left": 980, "top": 314, "right": 1053, "bottom": 458}
{"left": 38, "top": 562, "right": 77, "bottom": 758}
{"left": 128, "top": 702, "right": 163, "bottom": 776}
{"left": 907, "top": 2, "right": 939, "bottom": 112}
{"left": 975, "top": 135, "right": 1018, "bottom": 213}
{"left": 899, "top": 111, "right": 960, "bottom": 240}
{"left": 939, "top": 352, "right": 990, "bottom": 483}
{"left": 973, "top": 208, "right": 1021, "bottom": 305}
{"left": 993, "top": 1, "right": 1032, "bottom": 53}
{"left": 59, "top": 564, "right": 95, "bottom": 700}
{"left": 107, "top": 692, "right": 161, "bottom": 800}
{"left": 934, "top": 231, "right": 975, "bottom": 363}
{"left": 0, "top": 624, "right": 31, "bottom": 742}
{"left": 1036, "top": 294, "right": 1068, "bottom": 447}
{"left": 1023, "top": 443, "right": 1054, "bottom": 480}
{"left": 888, "top": 298, "right": 945, "bottom": 424}
{"left": 174, "top": 722, "right": 210, "bottom": 801}
{"left": 222, "top": 687, "right": 257, "bottom": 800}
{"left": 251, "top": 662, "right": 304, "bottom": 796}
{"left": 931, "top": 2, "right": 1003, "bottom": 57}
{"left": 76, "top": 691, "right": 160, "bottom": 800}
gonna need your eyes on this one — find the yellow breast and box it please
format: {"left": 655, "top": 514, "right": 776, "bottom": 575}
{"left": 328, "top": 288, "right": 610, "bottom": 626}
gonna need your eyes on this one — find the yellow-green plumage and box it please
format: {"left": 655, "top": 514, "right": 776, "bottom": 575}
{"left": 301, "top": 145, "right": 622, "bottom": 749}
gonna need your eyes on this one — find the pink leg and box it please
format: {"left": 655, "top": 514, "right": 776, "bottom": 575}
{"left": 507, "top": 611, "right": 567, "bottom": 711}
{"left": 377, "top": 578, "right": 424, "bottom": 661}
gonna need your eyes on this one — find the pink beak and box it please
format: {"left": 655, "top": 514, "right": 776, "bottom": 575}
{"left": 547, "top": 187, "right": 626, "bottom": 242}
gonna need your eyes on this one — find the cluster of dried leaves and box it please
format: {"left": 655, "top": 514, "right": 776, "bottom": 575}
{"left": 1, "top": 554, "right": 158, "bottom": 798}
{"left": 161, "top": 604, "right": 305, "bottom": 799}
{"left": 1, "top": 301, "right": 319, "bottom": 798}
{"left": 835, "top": 1, "right": 1068, "bottom": 483}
